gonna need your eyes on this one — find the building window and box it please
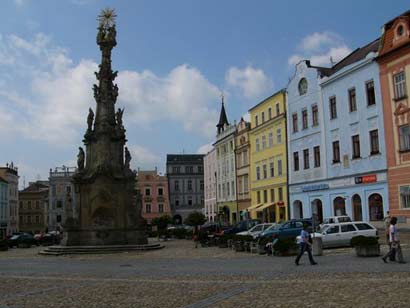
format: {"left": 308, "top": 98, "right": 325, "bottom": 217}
{"left": 270, "top": 162, "right": 274, "bottom": 177}
{"left": 293, "top": 152, "right": 299, "bottom": 171}
{"left": 269, "top": 132, "right": 273, "bottom": 147}
{"left": 303, "top": 149, "right": 309, "bottom": 169}
{"left": 263, "top": 190, "right": 267, "bottom": 203}
{"left": 262, "top": 135, "right": 266, "bottom": 150}
{"left": 19, "top": 215, "right": 23, "bottom": 223}
{"left": 188, "top": 199, "right": 193, "bottom": 206}
{"left": 400, "top": 186, "right": 410, "bottom": 208}
{"left": 200, "top": 180, "right": 204, "bottom": 191}
{"left": 399, "top": 125, "right": 410, "bottom": 151}
{"left": 261, "top": 112, "right": 265, "bottom": 123}
{"left": 198, "top": 166, "right": 203, "bottom": 173}
{"left": 158, "top": 204, "right": 164, "bottom": 213}
{"left": 35, "top": 201, "right": 40, "bottom": 209}
{"left": 278, "top": 187, "right": 283, "bottom": 201}
{"left": 278, "top": 160, "right": 283, "bottom": 176}
{"left": 298, "top": 78, "right": 308, "bottom": 95}
{"left": 348, "top": 88, "right": 357, "bottom": 112}
{"left": 227, "top": 183, "right": 230, "bottom": 196}
{"left": 366, "top": 80, "right": 376, "bottom": 106}
{"left": 257, "top": 191, "right": 261, "bottom": 204}
{"left": 302, "top": 109, "right": 308, "bottom": 130}
{"left": 174, "top": 181, "right": 179, "bottom": 191}
{"left": 397, "top": 25, "right": 404, "bottom": 36}
{"left": 28, "top": 201, "right": 32, "bottom": 209}
{"left": 19, "top": 201, "right": 23, "bottom": 210}
{"left": 292, "top": 113, "right": 298, "bottom": 133}
{"left": 370, "top": 129, "right": 380, "bottom": 155}
{"left": 263, "top": 164, "right": 267, "bottom": 179}
{"left": 188, "top": 180, "right": 192, "bottom": 191}
{"left": 333, "top": 141, "right": 340, "bottom": 163}
{"left": 312, "top": 105, "right": 318, "bottom": 126}
{"left": 185, "top": 166, "right": 193, "bottom": 173}
{"left": 270, "top": 189, "right": 275, "bottom": 202}
{"left": 256, "top": 166, "right": 260, "bottom": 180}
{"left": 276, "top": 103, "right": 280, "bottom": 116}
{"left": 352, "top": 135, "right": 361, "bottom": 159}
{"left": 231, "top": 181, "right": 235, "bottom": 196}
{"left": 277, "top": 129, "right": 282, "bottom": 144}
{"left": 158, "top": 187, "right": 164, "bottom": 196}
{"left": 35, "top": 215, "right": 40, "bottom": 223}
{"left": 255, "top": 115, "right": 258, "bottom": 127}
{"left": 329, "top": 96, "right": 337, "bottom": 119}
{"left": 256, "top": 138, "right": 260, "bottom": 152}
{"left": 314, "top": 146, "right": 320, "bottom": 168}
{"left": 268, "top": 107, "right": 272, "bottom": 119}
{"left": 145, "top": 188, "right": 151, "bottom": 196}
{"left": 394, "top": 71, "right": 407, "bottom": 100}
{"left": 56, "top": 200, "right": 62, "bottom": 208}
{"left": 56, "top": 215, "right": 61, "bottom": 223}
{"left": 146, "top": 204, "right": 151, "bottom": 213}
{"left": 66, "top": 186, "right": 71, "bottom": 194}
{"left": 175, "top": 199, "right": 179, "bottom": 207}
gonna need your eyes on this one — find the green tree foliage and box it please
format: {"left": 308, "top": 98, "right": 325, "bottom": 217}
{"left": 151, "top": 215, "right": 172, "bottom": 231}
{"left": 184, "top": 212, "right": 206, "bottom": 227}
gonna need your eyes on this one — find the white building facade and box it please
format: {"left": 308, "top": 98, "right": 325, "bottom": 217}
{"left": 204, "top": 148, "right": 217, "bottom": 222}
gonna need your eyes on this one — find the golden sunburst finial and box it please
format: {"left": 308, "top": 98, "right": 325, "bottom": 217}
{"left": 98, "top": 8, "right": 117, "bottom": 28}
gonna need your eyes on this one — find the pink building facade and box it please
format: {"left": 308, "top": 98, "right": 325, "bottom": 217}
{"left": 136, "top": 170, "right": 171, "bottom": 224}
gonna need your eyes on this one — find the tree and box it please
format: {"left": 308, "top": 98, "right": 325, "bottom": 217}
{"left": 151, "top": 215, "right": 172, "bottom": 232}
{"left": 184, "top": 212, "right": 206, "bottom": 227}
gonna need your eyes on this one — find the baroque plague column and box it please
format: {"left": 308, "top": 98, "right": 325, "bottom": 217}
{"left": 62, "top": 9, "right": 147, "bottom": 246}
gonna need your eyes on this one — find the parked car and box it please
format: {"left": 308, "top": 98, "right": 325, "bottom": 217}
{"left": 257, "top": 219, "right": 312, "bottom": 240}
{"left": 223, "top": 219, "right": 261, "bottom": 235}
{"left": 8, "top": 233, "right": 38, "bottom": 248}
{"left": 300, "top": 221, "right": 378, "bottom": 248}
{"left": 237, "top": 223, "right": 275, "bottom": 239}
{"left": 200, "top": 222, "right": 228, "bottom": 234}
{"left": 320, "top": 216, "right": 352, "bottom": 228}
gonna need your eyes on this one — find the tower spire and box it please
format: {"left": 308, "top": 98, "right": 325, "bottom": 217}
{"left": 216, "top": 91, "right": 229, "bottom": 134}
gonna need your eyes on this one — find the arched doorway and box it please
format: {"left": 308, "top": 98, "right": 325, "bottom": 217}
{"left": 173, "top": 214, "right": 182, "bottom": 225}
{"left": 293, "top": 200, "right": 303, "bottom": 219}
{"left": 352, "top": 194, "right": 362, "bottom": 221}
{"left": 368, "top": 193, "right": 383, "bottom": 221}
{"left": 311, "top": 199, "right": 323, "bottom": 223}
{"left": 333, "top": 197, "right": 346, "bottom": 216}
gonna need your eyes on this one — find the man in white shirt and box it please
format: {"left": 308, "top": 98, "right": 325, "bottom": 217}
{"left": 382, "top": 217, "right": 405, "bottom": 263}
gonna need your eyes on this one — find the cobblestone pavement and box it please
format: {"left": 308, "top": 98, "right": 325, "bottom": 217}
{"left": 1, "top": 237, "right": 410, "bottom": 308}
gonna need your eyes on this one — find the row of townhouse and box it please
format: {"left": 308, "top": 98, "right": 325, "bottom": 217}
{"left": 204, "top": 11, "right": 410, "bottom": 226}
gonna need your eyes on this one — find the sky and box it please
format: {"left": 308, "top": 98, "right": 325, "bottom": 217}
{"left": 0, "top": 0, "right": 408, "bottom": 188}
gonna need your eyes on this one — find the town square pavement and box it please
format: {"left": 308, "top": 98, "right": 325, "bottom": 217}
{"left": 1, "top": 237, "right": 410, "bottom": 308}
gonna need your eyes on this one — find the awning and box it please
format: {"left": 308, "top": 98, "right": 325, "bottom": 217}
{"left": 256, "top": 202, "right": 275, "bottom": 211}
{"left": 248, "top": 203, "right": 263, "bottom": 210}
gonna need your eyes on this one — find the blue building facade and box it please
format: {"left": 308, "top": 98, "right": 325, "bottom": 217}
{"left": 319, "top": 39, "right": 388, "bottom": 222}
{"left": 288, "top": 40, "right": 389, "bottom": 224}
{"left": 287, "top": 60, "right": 328, "bottom": 221}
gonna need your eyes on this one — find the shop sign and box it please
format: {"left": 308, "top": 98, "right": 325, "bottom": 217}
{"left": 302, "top": 184, "right": 329, "bottom": 192}
{"left": 355, "top": 174, "right": 377, "bottom": 184}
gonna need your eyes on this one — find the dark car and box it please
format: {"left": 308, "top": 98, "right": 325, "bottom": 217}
{"left": 8, "top": 233, "right": 38, "bottom": 248}
{"left": 223, "top": 219, "right": 261, "bottom": 235}
{"left": 257, "top": 219, "right": 312, "bottom": 240}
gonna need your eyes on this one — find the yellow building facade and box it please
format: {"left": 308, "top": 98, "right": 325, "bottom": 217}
{"left": 248, "top": 89, "right": 288, "bottom": 223}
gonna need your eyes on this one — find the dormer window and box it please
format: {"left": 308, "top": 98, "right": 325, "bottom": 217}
{"left": 397, "top": 25, "right": 404, "bottom": 36}
{"left": 298, "top": 78, "right": 308, "bottom": 96}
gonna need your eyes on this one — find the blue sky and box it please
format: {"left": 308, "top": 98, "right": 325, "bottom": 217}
{"left": 0, "top": 0, "right": 407, "bottom": 187}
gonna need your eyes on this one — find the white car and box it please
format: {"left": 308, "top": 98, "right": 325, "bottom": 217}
{"left": 298, "top": 221, "right": 378, "bottom": 248}
{"left": 319, "top": 216, "right": 352, "bottom": 229}
{"left": 237, "top": 223, "right": 275, "bottom": 239}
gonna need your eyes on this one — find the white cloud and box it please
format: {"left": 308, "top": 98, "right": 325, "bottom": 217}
{"left": 128, "top": 145, "right": 161, "bottom": 170}
{"left": 14, "top": 0, "right": 25, "bottom": 7}
{"left": 242, "top": 112, "right": 250, "bottom": 122}
{"left": 197, "top": 143, "right": 213, "bottom": 154}
{"left": 289, "top": 31, "right": 351, "bottom": 67}
{"left": 225, "top": 65, "right": 273, "bottom": 100}
{"left": 118, "top": 64, "right": 220, "bottom": 138}
{"left": 0, "top": 32, "right": 223, "bottom": 144}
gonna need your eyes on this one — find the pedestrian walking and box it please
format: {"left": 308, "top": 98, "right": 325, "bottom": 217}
{"left": 193, "top": 226, "right": 199, "bottom": 248}
{"left": 295, "top": 224, "right": 317, "bottom": 266}
{"left": 382, "top": 217, "right": 406, "bottom": 264}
